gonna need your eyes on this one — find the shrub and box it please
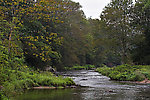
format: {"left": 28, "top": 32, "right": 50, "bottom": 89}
{"left": 84, "top": 64, "right": 95, "bottom": 69}
{"left": 134, "top": 71, "right": 145, "bottom": 81}
{"left": 96, "top": 64, "right": 150, "bottom": 81}
{"left": 0, "top": 91, "right": 8, "bottom": 100}
{"left": 64, "top": 65, "right": 96, "bottom": 70}
{"left": 1, "top": 67, "right": 75, "bottom": 98}
{"left": 95, "top": 67, "right": 111, "bottom": 76}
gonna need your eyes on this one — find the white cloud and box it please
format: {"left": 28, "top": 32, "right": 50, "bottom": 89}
{"left": 72, "top": 0, "right": 111, "bottom": 19}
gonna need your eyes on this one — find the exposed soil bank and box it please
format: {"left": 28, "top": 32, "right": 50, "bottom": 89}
{"left": 136, "top": 79, "right": 150, "bottom": 84}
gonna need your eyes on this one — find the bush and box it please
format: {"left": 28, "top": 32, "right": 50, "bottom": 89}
{"left": 0, "top": 91, "right": 8, "bottom": 100}
{"left": 96, "top": 64, "right": 150, "bottom": 81}
{"left": 64, "top": 65, "right": 96, "bottom": 70}
{"left": 1, "top": 67, "right": 75, "bottom": 98}
{"left": 134, "top": 71, "right": 145, "bottom": 81}
{"left": 95, "top": 67, "right": 111, "bottom": 76}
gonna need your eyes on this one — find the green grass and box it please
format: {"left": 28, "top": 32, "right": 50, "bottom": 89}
{"left": 96, "top": 64, "right": 150, "bottom": 81}
{"left": 0, "top": 67, "right": 75, "bottom": 99}
{"left": 64, "top": 64, "right": 96, "bottom": 70}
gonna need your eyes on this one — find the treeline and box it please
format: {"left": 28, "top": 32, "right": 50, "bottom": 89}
{"left": 0, "top": 0, "right": 150, "bottom": 71}
{"left": 99, "top": 0, "right": 150, "bottom": 65}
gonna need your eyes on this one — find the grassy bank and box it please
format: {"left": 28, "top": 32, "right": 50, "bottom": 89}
{"left": 96, "top": 64, "right": 150, "bottom": 81}
{"left": 64, "top": 65, "right": 96, "bottom": 70}
{"left": 0, "top": 67, "right": 75, "bottom": 99}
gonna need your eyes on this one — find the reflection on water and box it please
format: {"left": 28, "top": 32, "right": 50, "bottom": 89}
{"left": 13, "top": 70, "right": 150, "bottom": 100}
{"left": 14, "top": 89, "right": 83, "bottom": 100}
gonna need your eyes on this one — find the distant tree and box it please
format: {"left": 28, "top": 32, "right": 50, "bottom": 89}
{"left": 100, "top": 0, "right": 134, "bottom": 64}
{"left": 130, "top": 0, "right": 150, "bottom": 64}
{"left": 87, "top": 19, "right": 106, "bottom": 66}
{"left": 54, "top": 1, "right": 90, "bottom": 68}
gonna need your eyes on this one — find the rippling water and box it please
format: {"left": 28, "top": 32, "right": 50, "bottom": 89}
{"left": 13, "top": 70, "right": 150, "bottom": 100}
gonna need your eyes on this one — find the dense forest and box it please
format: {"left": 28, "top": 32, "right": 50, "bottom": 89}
{"left": 0, "top": 0, "right": 150, "bottom": 70}
{"left": 0, "top": 0, "right": 150, "bottom": 99}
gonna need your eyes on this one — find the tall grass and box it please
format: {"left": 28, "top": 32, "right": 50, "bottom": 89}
{"left": 0, "top": 67, "right": 75, "bottom": 99}
{"left": 96, "top": 64, "right": 150, "bottom": 81}
{"left": 64, "top": 64, "right": 96, "bottom": 70}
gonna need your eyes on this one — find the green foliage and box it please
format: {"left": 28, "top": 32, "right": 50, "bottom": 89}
{"left": 96, "top": 64, "right": 150, "bottom": 81}
{"left": 131, "top": 0, "right": 150, "bottom": 65}
{"left": 95, "top": 66, "right": 111, "bottom": 76}
{"left": 0, "top": 67, "right": 75, "bottom": 98}
{"left": 56, "top": 2, "right": 96, "bottom": 68}
{"left": 0, "top": 0, "right": 150, "bottom": 98}
{"left": 0, "top": 0, "right": 70, "bottom": 70}
{"left": 100, "top": 0, "right": 133, "bottom": 64}
{"left": 0, "top": 91, "right": 8, "bottom": 100}
{"left": 0, "top": 41, "right": 9, "bottom": 68}
{"left": 64, "top": 65, "right": 96, "bottom": 70}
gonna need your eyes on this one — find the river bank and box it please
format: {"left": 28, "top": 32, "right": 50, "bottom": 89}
{"left": 64, "top": 65, "right": 96, "bottom": 70}
{"left": 0, "top": 68, "right": 75, "bottom": 99}
{"left": 96, "top": 64, "right": 150, "bottom": 82}
{"left": 12, "top": 70, "right": 150, "bottom": 100}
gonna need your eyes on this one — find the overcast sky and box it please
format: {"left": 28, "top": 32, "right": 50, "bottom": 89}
{"left": 72, "top": 0, "right": 111, "bottom": 19}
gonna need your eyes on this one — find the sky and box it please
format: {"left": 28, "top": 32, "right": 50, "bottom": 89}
{"left": 72, "top": 0, "right": 111, "bottom": 19}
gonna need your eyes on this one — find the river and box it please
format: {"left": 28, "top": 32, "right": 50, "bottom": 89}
{"left": 14, "top": 70, "right": 150, "bottom": 100}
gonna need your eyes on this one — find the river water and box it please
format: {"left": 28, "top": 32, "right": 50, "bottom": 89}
{"left": 14, "top": 70, "right": 150, "bottom": 100}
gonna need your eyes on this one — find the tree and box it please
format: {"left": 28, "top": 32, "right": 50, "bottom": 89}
{"left": 130, "top": 0, "right": 150, "bottom": 64}
{"left": 0, "top": 0, "right": 26, "bottom": 69}
{"left": 100, "top": 0, "right": 134, "bottom": 64}
{"left": 0, "top": 0, "right": 69, "bottom": 69}
{"left": 53, "top": 1, "right": 91, "bottom": 68}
